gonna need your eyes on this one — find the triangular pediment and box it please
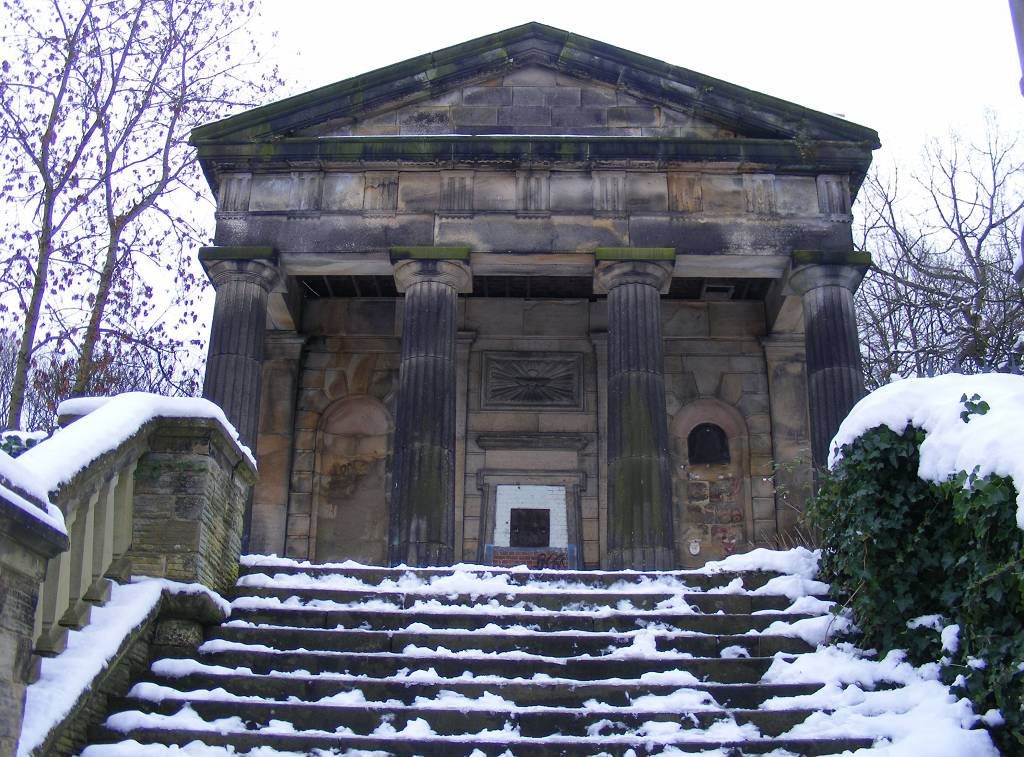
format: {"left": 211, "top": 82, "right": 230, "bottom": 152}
{"left": 191, "top": 23, "right": 879, "bottom": 147}
{"left": 293, "top": 64, "right": 742, "bottom": 139}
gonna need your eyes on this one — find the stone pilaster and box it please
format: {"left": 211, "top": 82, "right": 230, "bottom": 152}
{"left": 594, "top": 250, "right": 675, "bottom": 570}
{"left": 389, "top": 249, "right": 471, "bottom": 567}
{"left": 252, "top": 331, "right": 306, "bottom": 556}
{"left": 761, "top": 335, "right": 813, "bottom": 535}
{"left": 200, "top": 247, "right": 280, "bottom": 451}
{"left": 787, "top": 251, "right": 870, "bottom": 468}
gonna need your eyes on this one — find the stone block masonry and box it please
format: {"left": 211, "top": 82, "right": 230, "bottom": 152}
{"left": 128, "top": 419, "right": 257, "bottom": 594}
{"left": 0, "top": 493, "right": 67, "bottom": 757}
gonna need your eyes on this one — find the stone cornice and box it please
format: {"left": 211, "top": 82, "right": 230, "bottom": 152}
{"left": 196, "top": 136, "right": 875, "bottom": 172}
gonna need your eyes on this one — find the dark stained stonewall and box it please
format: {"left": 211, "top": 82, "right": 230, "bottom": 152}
{"left": 200, "top": 248, "right": 280, "bottom": 450}
{"left": 389, "top": 252, "right": 471, "bottom": 566}
{"left": 788, "top": 255, "right": 869, "bottom": 468}
{"left": 595, "top": 253, "right": 676, "bottom": 570}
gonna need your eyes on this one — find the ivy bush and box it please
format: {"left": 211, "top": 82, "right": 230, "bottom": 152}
{"left": 808, "top": 418, "right": 1024, "bottom": 752}
{"left": 0, "top": 432, "right": 42, "bottom": 458}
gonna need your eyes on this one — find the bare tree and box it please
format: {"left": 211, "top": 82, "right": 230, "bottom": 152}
{"left": 856, "top": 120, "right": 1024, "bottom": 388}
{"left": 0, "top": 0, "right": 280, "bottom": 427}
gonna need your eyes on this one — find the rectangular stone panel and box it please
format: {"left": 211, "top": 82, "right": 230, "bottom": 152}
{"left": 363, "top": 172, "right": 399, "bottom": 213}
{"left": 775, "top": 176, "right": 819, "bottom": 216}
{"left": 397, "top": 172, "right": 441, "bottom": 212}
{"left": 322, "top": 173, "right": 365, "bottom": 212}
{"left": 626, "top": 173, "right": 667, "bottom": 212}
{"left": 668, "top": 173, "right": 703, "bottom": 212}
{"left": 549, "top": 172, "right": 592, "bottom": 212}
{"left": 481, "top": 351, "right": 584, "bottom": 410}
{"left": 249, "top": 174, "right": 292, "bottom": 211}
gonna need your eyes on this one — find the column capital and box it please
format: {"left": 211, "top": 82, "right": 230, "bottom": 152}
{"left": 594, "top": 260, "right": 674, "bottom": 294}
{"left": 202, "top": 258, "right": 281, "bottom": 292}
{"left": 392, "top": 258, "right": 472, "bottom": 294}
{"left": 786, "top": 250, "right": 871, "bottom": 295}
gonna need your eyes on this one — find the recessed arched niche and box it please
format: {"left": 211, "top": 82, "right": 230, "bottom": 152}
{"left": 687, "top": 422, "right": 731, "bottom": 465}
{"left": 671, "top": 399, "right": 753, "bottom": 567}
{"left": 311, "top": 395, "right": 392, "bottom": 564}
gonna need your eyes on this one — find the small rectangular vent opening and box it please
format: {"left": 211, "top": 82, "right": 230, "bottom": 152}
{"left": 509, "top": 508, "right": 551, "bottom": 548}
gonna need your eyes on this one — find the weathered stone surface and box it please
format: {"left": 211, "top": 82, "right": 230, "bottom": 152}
{"left": 128, "top": 419, "right": 256, "bottom": 593}
{"left": 193, "top": 23, "right": 877, "bottom": 570}
{"left": 389, "top": 258, "right": 471, "bottom": 566}
{"left": 596, "top": 259, "right": 675, "bottom": 570}
{"left": 0, "top": 496, "right": 67, "bottom": 757}
{"left": 201, "top": 253, "right": 280, "bottom": 450}
{"left": 28, "top": 587, "right": 228, "bottom": 757}
{"left": 787, "top": 262, "right": 866, "bottom": 467}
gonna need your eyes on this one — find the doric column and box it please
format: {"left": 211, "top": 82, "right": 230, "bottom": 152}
{"left": 389, "top": 248, "right": 471, "bottom": 567}
{"left": 787, "top": 251, "right": 870, "bottom": 468}
{"left": 594, "top": 249, "right": 676, "bottom": 570}
{"left": 200, "top": 247, "right": 280, "bottom": 451}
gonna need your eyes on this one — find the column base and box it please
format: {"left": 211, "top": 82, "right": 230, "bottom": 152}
{"left": 390, "top": 541, "right": 454, "bottom": 568}
{"left": 607, "top": 546, "right": 675, "bottom": 571}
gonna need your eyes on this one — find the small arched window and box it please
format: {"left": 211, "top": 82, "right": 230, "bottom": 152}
{"left": 687, "top": 423, "right": 730, "bottom": 465}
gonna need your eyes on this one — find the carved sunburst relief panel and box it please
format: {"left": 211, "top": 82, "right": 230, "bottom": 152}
{"left": 482, "top": 352, "right": 583, "bottom": 409}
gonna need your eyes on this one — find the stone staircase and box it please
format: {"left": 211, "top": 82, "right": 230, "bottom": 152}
{"left": 83, "top": 558, "right": 880, "bottom": 755}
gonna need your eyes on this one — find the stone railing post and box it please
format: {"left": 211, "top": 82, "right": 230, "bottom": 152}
{"left": 200, "top": 246, "right": 281, "bottom": 451}
{"left": 0, "top": 485, "right": 67, "bottom": 757}
{"left": 388, "top": 248, "right": 471, "bottom": 567}
{"left": 787, "top": 251, "right": 870, "bottom": 468}
{"left": 127, "top": 418, "right": 257, "bottom": 593}
{"left": 594, "top": 248, "right": 676, "bottom": 570}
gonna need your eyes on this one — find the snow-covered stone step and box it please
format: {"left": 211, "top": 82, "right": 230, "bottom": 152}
{"left": 231, "top": 585, "right": 805, "bottom": 613}
{"left": 139, "top": 664, "right": 827, "bottom": 709}
{"left": 192, "top": 643, "right": 783, "bottom": 683}
{"left": 104, "top": 691, "right": 824, "bottom": 739}
{"left": 89, "top": 722, "right": 875, "bottom": 756}
{"left": 229, "top": 603, "right": 821, "bottom": 634}
{"left": 237, "top": 560, "right": 788, "bottom": 592}
{"left": 75, "top": 550, "right": 997, "bottom": 755}
{"left": 207, "top": 624, "right": 815, "bottom": 657}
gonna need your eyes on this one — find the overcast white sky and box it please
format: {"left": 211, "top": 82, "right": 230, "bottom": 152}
{"left": 255, "top": 0, "right": 1023, "bottom": 168}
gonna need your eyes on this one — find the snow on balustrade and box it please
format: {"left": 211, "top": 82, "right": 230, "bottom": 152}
{"left": 0, "top": 448, "right": 66, "bottom": 533}
{"left": 17, "top": 579, "right": 229, "bottom": 757}
{"left": 18, "top": 392, "right": 253, "bottom": 494}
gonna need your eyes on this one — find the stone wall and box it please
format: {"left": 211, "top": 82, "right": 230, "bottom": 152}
{"left": 258, "top": 290, "right": 807, "bottom": 569}
{"left": 275, "top": 299, "right": 401, "bottom": 561}
{"left": 32, "top": 591, "right": 227, "bottom": 757}
{"left": 463, "top": 298, "right": 600, "bottom": 566}
{"left": 301, "top": 65, "right": 739, "bottom": 139}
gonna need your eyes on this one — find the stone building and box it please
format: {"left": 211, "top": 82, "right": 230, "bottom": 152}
{"left": 191, "top": 23, "right": 877, "bottom": 571}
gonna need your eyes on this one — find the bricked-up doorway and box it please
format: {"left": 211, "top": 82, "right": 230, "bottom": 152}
{"left": 477, "top": 474, "right": 585, "bottom": 568}
{"left": 496, "top": 486, "right": 566, "bottom": 548}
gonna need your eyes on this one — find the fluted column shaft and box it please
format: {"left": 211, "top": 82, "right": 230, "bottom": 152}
{"left": 389, "top": 259, "right": 471, "bottom": 567}
{"left": 595, "top": 260, "right": 675, "bottom": 570}
{"left": 202, "top": 258, "right": 280, "bottom": 451}
{"left": 788, "top": 264, "right": 865, "bottom": 468}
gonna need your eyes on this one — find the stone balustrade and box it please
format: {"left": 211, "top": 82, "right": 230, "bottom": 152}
{"left": 0, "top": 393, "right": 256, "bottom": 755}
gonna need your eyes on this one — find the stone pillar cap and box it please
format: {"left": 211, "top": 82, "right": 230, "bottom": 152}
{"left": 392, "top": 258, "right": 472, "bottom": 294}
{"left": 787, "top": 250, "right": 871, "bottom": 295}
{"left": 593, "top": 258, "right": 674, "bottom": 294}
{"left": 199, "top": 247, "right": 280, "bottom": 290}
